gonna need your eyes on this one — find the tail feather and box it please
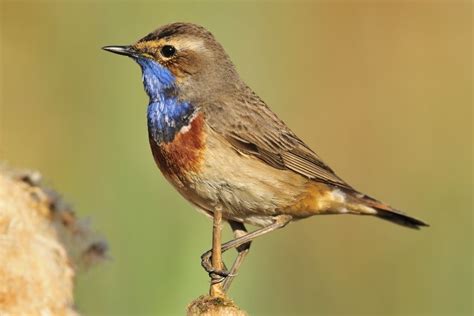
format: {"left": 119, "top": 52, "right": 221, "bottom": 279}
{"left": 374, "top": 208, "right": 429, "bottom": 229}
{"left": 348, "top": 191, "right": 429, "bottom": 229}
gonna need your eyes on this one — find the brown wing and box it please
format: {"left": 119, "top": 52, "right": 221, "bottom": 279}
{"left": 203, "top": 87, "right": 353, "bottom": 190}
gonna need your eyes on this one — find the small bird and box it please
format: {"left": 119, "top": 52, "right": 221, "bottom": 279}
{"left": 103, "top": 22, "right": 428, "bottom": 291}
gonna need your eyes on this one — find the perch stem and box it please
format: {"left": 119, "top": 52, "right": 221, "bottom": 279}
{"left": 209, "top": 207, "right": 224, "bottom": 297}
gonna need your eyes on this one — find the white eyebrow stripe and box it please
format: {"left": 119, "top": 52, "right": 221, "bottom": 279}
{"left": 177, "top": 38, "right": 206, "bottom": 52}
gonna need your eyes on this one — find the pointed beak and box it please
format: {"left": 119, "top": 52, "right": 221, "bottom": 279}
{"left": 102, "top": 45, "right": 139, "bottom": 58}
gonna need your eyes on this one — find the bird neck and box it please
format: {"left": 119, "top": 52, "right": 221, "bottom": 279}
{"left": 135, "top": 57, "right": 197, "bottom": 144}
{"left": 147, "top": 99, "right": 196, "bottom": 144}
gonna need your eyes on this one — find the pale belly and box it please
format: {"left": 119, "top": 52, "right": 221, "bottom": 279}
{"left": 161, "top": 127, "right": 310, "bottom": 227}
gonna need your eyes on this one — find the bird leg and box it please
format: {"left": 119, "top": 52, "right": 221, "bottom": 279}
{"left": 222, "top": 221, "right": 251, "bottom": 292}
{"left": 201, "top": 214, "right": 293, "bottom": 290}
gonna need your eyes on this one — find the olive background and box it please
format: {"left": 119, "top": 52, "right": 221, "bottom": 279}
{"left": 1, "top": 1, "right": 472, "bottom": 315}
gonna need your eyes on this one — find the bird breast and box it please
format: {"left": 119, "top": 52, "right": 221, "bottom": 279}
{"left": 149, "top": 111, "right": 206, "bottom": 183}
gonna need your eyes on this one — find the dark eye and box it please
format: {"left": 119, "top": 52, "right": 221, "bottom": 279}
{"left": 160, "top": 45, "right": 176, "bottom": 58}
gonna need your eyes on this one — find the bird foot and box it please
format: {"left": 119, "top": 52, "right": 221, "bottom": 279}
{"left": 208, "top": 269, "right": 230, "bottom": 284}
{"left": 201, "top": 250, "right": 234, "bottom": 284}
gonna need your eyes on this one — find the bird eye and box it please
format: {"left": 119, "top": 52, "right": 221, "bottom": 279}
{"left": 160, "top": 45, "right": 176, "bottom": 58}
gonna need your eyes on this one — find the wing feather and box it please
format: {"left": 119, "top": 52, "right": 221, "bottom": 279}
{"left": 203, "top": 86, "right": 353, "bottom": 190}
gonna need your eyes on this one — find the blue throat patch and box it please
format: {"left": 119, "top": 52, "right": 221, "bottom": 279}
{"left": 136, "top": 57, "right": 195, "bottom": 144}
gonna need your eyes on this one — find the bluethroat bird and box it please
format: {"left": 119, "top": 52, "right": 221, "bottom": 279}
{"left": 103, "top": 22, "right": 428, "bottom": 292}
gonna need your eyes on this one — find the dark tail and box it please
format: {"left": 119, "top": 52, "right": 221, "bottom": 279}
{"left": 375, "top": 208, "right": 429, "bottom": 229}
{"left": 348, "top": 192, "right": 429, "bottom": 229}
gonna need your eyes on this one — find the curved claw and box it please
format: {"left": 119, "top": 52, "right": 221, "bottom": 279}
{"left": 209, "top": 269, "right": 235, "bottom": 284}
{"left": 201, "top": 250, "right": 232, "bottom": 285}
{"left": 201, "top": 250, "right": 213, "bottom": 272}
{"left": 209, "top": 268, "right": 230, "bottom": 277}
{"left": 209, "top": 272, "right": 225, "bottom": 284}
{"left": 201, "top": 250, "right": 229, "bottom": 272}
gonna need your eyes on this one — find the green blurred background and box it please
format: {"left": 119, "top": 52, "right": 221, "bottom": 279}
{"left": 1, "top": 1, "right": 472, "bottom": 315}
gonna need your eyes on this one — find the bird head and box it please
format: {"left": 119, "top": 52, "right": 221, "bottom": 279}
{"left": 103, "top": 22, "right": 240, "bottom": 102}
